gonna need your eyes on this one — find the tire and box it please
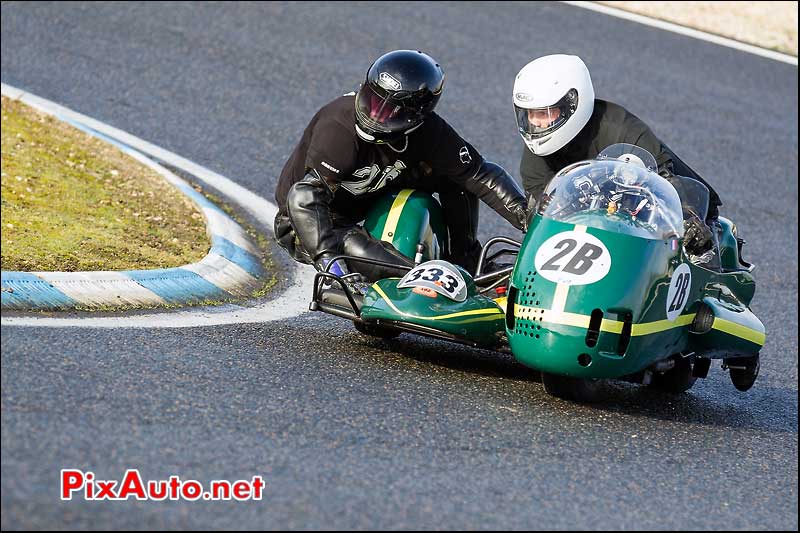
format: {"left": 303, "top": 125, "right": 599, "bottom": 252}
{"left": 353, "top": 321, "right": 401, "bottom": 340}
{"left": 541, "top": 373, "right": 604, "bottom": 403}
{"left": 649, "top": 356, "right": 697, "bottom": 393}
{"left": 729, "top": 355, "right": 760, "bottom": 392}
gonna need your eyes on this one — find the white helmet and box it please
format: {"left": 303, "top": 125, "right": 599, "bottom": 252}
{"left": 513, "top": 55, "right": 595, "bottom": 156}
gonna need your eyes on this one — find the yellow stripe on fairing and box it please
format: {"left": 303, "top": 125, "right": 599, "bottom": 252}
{"left": 712, "top": 317, "right": 766, "bottom": 346}
{"left": 630, "top": 314, "right": 696, "bottom": 335}
{"left": 372, "top": 285, "right": 503, "bottom": 321}
{"left": 514, "top": 304, "right": 697, "bottom": 337}
{"left": 515, "top": 305, "right": 590, "bottom": 328}
{"left": 381, "top": 189, "right": 415, "bottom": 242}
{"left": 600, "top": 319, "right": 624, "bottom": 334}
{"left": 512, "top": 303, "right": 764, "bottom": 344}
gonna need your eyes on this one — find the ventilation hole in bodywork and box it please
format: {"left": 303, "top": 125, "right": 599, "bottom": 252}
{"left": 585, "top": 309, "right": 603, "bottom": 347}
{"left": 506, "top": 286, "right": 518, "bottom": 330}
{"left": 617, "top": 312, "right": 633, "bottom": 355}
{"left": 512, "top": 271, "right": 544, "bottom": 339}
{"left": 578, "top": 353, "right": 592, "bottom": 367}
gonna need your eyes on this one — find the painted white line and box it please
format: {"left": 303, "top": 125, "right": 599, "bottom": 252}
{"left": 563, "top": 1, "right": 798, "bottom": 66}
{"left": 1, "top": 83, "right": 315, "bottom": 328}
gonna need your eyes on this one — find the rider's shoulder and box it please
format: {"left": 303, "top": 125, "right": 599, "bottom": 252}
{"left": 596, "top": 100, "right": 650, "bottom": 132}
{"left": 596, "top": 99, "right": 630, "bottom": 122}
{"left": 310, "top": 96, "right": 357, "bottom": 133}
{"left": 420, "top": 111, "right": 464, "bottom": 140}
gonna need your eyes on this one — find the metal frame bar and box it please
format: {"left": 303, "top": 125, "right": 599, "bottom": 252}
{"left": 475, "top": 237, "right": 521, "bottom": 277}
{"left": 311, "top": 255, "right": 415, "bottom": 320}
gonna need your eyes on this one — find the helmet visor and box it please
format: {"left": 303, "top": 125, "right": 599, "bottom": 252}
{"left": 515, "top": 89, "right": 578, "bottom": 139}
{"left": 355, "top": 84, "right": 423, "bottom": 133}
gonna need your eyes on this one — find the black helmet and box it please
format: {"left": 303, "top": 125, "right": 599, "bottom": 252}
{"left": 354, "top": 50, "right": 445, "bottom": 144}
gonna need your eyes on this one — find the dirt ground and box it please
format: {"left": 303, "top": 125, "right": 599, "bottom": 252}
{"left": 598, "top": 1, "right": 798, "bottom": 56}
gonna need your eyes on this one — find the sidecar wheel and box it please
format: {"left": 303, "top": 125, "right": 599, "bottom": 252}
{"left": 729, "top": 355, "right": 760, "bottom": 392}
{"left": 353, "top": 321, "right": 401, "bottom": 340}
{"left": 541, "top": 373, "right": 604, "bottom": 403}
{"left": 649, "top": 356, "right": 697, "bottom": 393}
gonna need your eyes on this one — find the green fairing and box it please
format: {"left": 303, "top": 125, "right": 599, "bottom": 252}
{"left": 506, "top": 215, "right": 765, "bottom": 379}
{"left": 717, "top": 216, "right": 742, "bottom": 272}
{"left": 362, "top": 189, "right": 448, "bottom": 260}
{"left": 690, "top": 296, "right": 765, "bottom": 356}
{"left": 360, "top": 272, "right": 506, "bottom": 348}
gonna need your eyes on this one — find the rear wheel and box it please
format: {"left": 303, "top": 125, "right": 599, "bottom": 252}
{"left": 541, "top": 373, "right": 604, "bottom": 403}
{"left": 649, "top": 356, "right": 697, "bottom": 393}
{"left": 353, "top": 321, "right": 401, "bottom": 340}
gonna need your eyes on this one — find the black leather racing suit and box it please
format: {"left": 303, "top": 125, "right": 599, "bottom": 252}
{"left": 274, "top": 95, "right": 527, "bottom": 279}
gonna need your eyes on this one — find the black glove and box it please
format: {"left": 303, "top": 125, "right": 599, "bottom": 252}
{"left": 683, "top": 217, "right": 713, "bottom": 255}
{"left": 511, "top": 203, "right": 529, "bottom": 233}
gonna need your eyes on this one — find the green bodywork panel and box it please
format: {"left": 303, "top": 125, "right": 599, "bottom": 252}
{"left": 362, "top": 189, "right": 448, "bottom": 260}
{"left": 691, "top": 295, "right": 765, "bottom": 356}
{"left": 716, "top": 216, "right": 752, "bottom": 275}
{"left": 360, "top": 271, "right": 506, "bottom": 348}
{"left": 506, "top": 215, "right": 765, "bottom": 379}
{"left": 359, "top": 189, "right": 504, "bottom": 346}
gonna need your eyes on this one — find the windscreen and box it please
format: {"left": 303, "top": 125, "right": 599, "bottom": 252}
{"left": 538, "top": 157, "right": 685, "bottom": 240}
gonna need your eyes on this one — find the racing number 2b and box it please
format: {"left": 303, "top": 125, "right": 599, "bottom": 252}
{"left": 540, "top": 238, "right": 604, "bottom": 276}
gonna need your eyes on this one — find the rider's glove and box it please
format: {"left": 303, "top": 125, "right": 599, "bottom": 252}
{"left": 511, "top": 204, "right": 529, "bottom": 233}
{"left": 683, "top": 217, "right": 713, "bottom": 256}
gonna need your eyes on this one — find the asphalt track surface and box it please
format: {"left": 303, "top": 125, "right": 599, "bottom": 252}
{"left": 1, "top": 2, "right": 797, "bottom": 530}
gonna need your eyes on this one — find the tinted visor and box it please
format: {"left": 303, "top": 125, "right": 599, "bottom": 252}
{"left": 355, "top": 84, "right": 423, "bottom": 133}
{"left": 515, "top": 89, "right": 578, "bottom": 139}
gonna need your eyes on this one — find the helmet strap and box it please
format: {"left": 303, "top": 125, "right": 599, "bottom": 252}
{"left": 386, "top": 135, "right": 409, "bottom": 153}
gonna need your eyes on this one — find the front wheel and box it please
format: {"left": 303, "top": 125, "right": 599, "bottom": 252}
{"left": 541, "top": 373, "right": 604, "bottom": 403}
{"left": 353, "top": 321, "right": 401, "bottom": 340}
{"left": 728, "top": 355, "right": 760, "bottom": 392}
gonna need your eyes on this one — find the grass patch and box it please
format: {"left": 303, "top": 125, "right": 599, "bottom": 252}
{"left": 65, "top": 184, "right": 281, "bottom": 312}
{"left": 1, "top": 95, "right": 210, "bottom": 272}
